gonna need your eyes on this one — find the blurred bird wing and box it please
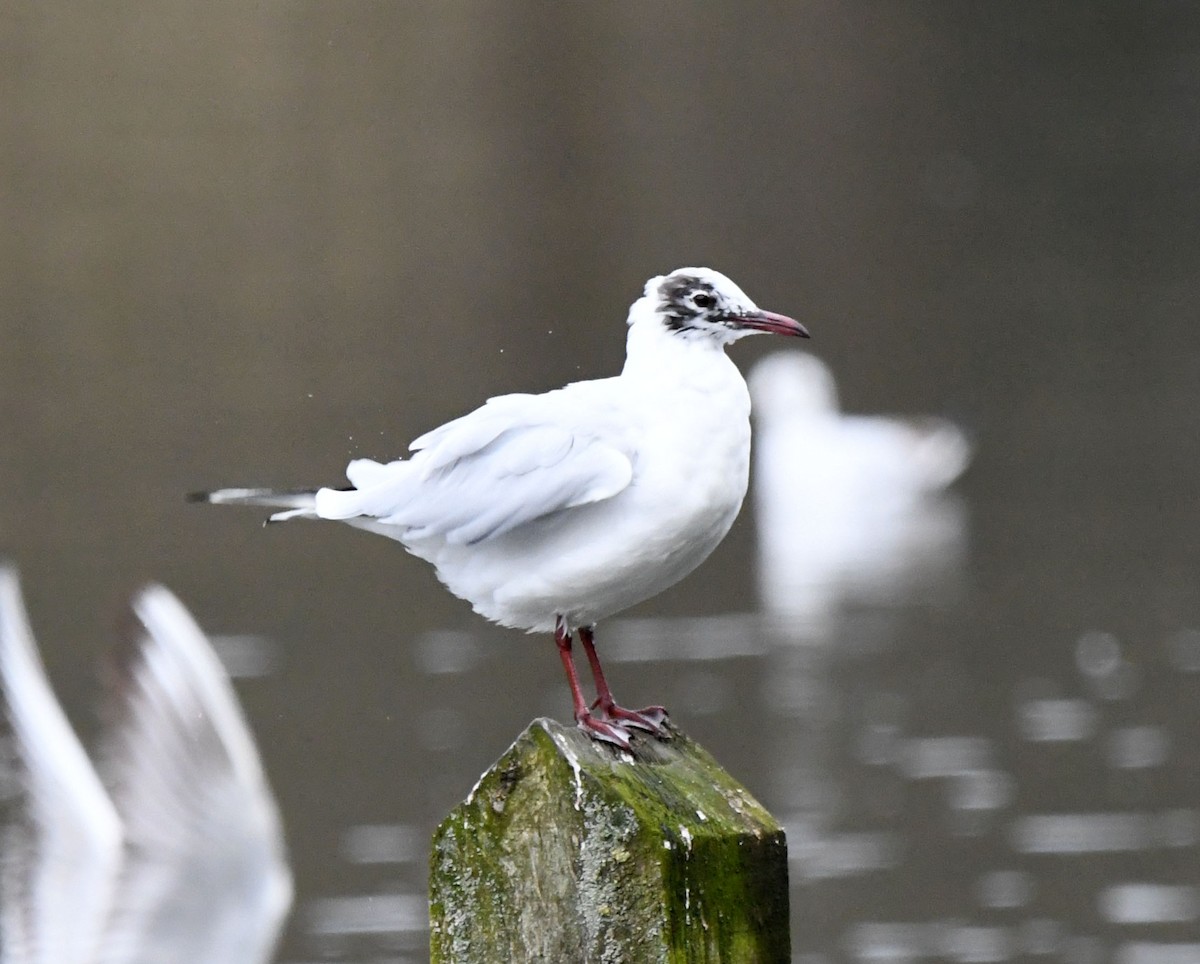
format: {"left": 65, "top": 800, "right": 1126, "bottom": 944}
{"left": 341, "top": 389, "right": 635, "bottom": 545}
{"left": 0, "top": 567, "right": 122, "bottom": 964}
{"left": 94, "top": 585, "right": 291, "bottom": 964}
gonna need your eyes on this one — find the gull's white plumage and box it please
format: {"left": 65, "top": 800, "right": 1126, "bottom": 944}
{"left": 323, "top": 336, "right": 748, "bottom": 631}
{"left": 204, "top": 268, "right": 804, "bottom": 633}
{"left": 198, "top": 267, "right": 807, "bottom": 744}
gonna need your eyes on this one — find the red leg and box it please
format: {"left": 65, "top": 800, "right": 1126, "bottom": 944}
{"left": 579, "top": 625, "right": 668, "bottom": 734}
{"left": 555, "top": 617, "right": 632, "bottom": 749}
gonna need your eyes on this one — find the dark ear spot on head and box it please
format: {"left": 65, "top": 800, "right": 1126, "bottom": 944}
{"left": 658, "top": 274, "right": 703, "bottom": 306}
{"left": 658, "top": 276, "right": 722, "bottom": 332}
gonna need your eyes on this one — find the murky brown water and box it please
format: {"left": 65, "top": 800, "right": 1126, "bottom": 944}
{"left": 4, "top": 5, "right": 1200, "bottom": 961}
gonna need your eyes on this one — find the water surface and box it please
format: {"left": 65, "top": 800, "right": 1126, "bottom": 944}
{"left": 4, "top": 5, "right": 1199, "bottom": 961}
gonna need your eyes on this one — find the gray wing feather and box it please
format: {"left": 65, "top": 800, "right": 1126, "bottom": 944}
{"left": 322, "top": 395, "right": 635, "bottom": 545}
{"left": 389, "top": 424, "right": 632, "bottom": 544}
{"left": 407, "top": 393, "right": 538, "bottom": 472}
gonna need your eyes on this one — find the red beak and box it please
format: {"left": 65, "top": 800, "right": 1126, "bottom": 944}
{"left": 733, "top": 310, "right": 810, "bottom": 338}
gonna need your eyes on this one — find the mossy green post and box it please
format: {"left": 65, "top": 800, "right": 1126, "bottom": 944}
{"left": 429, "top": 718, "right": 789, "bottom": 963}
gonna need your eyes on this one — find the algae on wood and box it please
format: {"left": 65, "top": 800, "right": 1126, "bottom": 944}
{"left": 429, "top": 718, "right": 789, "bottom": 963}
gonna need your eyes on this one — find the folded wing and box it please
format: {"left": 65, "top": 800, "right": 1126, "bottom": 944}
{"left": 317, "top": 394, "right": 635, "bottom": 545}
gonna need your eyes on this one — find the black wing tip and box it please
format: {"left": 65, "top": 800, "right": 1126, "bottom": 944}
{"left": 185, "top": 490, "right": 213, "bottom": 504}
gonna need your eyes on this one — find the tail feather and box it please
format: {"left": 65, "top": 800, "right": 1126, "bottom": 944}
{"left": 187, "top": 488, "right": 319, "bottom": 522}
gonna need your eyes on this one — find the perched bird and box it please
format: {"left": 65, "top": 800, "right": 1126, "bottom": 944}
{"left": 192, "top": 268, "right": 808, "bottom": 748}
{"left": 0, "top": 569, "right": 291, "bottom": 964}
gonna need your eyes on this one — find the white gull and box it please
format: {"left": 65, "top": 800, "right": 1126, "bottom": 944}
{"left": 194, "top": 267, "right": 807, "bottom": 747}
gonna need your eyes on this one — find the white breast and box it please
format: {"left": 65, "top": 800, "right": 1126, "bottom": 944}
{"left": 414, "top": 334, "right": 754, "bottom": 632}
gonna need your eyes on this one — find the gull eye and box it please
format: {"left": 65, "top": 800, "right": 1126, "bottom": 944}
{"left": 691, "top": 291, "right": 716, "bottom": 310}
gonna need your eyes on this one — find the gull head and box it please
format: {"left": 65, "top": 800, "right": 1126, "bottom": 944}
{"left": 629, "top": 267, "right": 809, "bottom": 345}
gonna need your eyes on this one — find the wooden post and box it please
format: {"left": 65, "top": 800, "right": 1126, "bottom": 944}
{"left": 429, "top": 718, "right": 789, "bottom": 963}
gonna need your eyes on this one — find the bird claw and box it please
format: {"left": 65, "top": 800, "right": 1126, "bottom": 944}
{"left": 597, "top": 701, "right": 669, "bottom": 735}
{"left": 631, "top": 705, "right": 669, "bottom": 732}
{"left": 576, "top": 714, "right": 633, "bottom": 750}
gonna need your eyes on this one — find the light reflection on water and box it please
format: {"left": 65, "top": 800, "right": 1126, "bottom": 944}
{"left": 266, "top": 354, "right": 1200, "bottom": 963}
{"left": 3, "top": 395, "right": 1195, "bottom": 964}
{"left": 6, "top": 351, "right": 1193, "bottom": 963}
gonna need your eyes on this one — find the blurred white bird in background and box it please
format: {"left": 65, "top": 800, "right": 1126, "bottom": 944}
{"left": 0, "top": 569, "right": 291, "bottom": 964}
{"left": 749, "top": 351, "right": 972, "bottom": 629}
